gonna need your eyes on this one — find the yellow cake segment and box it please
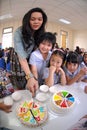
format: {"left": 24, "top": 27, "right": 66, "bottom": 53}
{"left": 53, "top": 94, "right": 63, "bottom": 101}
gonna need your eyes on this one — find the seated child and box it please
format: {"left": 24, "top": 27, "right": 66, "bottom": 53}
{"left": 81, "top": 52, "right": 87, "bottom": 67}
{"left": 80, "top": 52, "right": 87, "bottom": 83}
{"left": 68, "top": 115, "right": 87, "bottom": 130}
{"left": 64, "top": 51, "right": 87, "bottom": 93}
{"left": 42, "top": 49, "right": 66, "bottom": 87}
{"left": 29, "top": 32, "right": 56, "bottom": 85}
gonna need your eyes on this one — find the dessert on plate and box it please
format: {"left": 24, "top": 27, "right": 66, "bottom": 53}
{"left": 16, "top": 100, "right": 48, "bottom": 127}
{"left": 50, "top": 90, "right": 76, "bottom": 114}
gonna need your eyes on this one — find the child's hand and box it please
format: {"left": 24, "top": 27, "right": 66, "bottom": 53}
{"left": 80, "top": 67, "right": 87, "bottom": 75}
{"left": 56, "top": 67, "right": 63, "bottom": 74}
{"left": 0, "top": 102, "right": 12, "bottom": 113}
{"left": 49, "top": 66, "right": 56, "bottom": 74}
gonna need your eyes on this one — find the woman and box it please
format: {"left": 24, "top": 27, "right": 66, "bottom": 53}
{"left": 14, "top": 7, "right": 47, "bottom": 96}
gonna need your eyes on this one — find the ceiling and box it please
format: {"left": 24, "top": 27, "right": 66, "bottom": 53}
{"left": 0, "top": 0, "right": 87, "bottom": 30}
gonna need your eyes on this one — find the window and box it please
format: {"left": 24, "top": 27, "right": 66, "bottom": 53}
{"left": 2, "top": 27, "right": 13, "bottom": 49}
{"left": 60, "top": 30, "right": 68, "bottom": 49}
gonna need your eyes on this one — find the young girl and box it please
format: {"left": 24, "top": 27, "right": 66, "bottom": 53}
{"left": 29, "top": 32, "right": 56, "bottom": 85}
{"left": 42, "top": 49, "right": 66, "bottom": 87}
{"left": 68, "top": 115, "right": 87, "bottom": 130}
{"left": 81, "top": 52, "right": 87, "bottom": 67}
{"left": 81, "top": 52, "right": 87, "bottom": 83}
{"left": 64, "top": 51, "right": 87, "bottom": 85}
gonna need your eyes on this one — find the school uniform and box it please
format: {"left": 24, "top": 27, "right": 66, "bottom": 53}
{"left": 64, "top": 65, "right": 87, "bottom": 80}
{"left": 42, "top": 67, "right": 61, "bottom": 84}
{"left": 29, "top": 49, "right": 52, "bottom": 85}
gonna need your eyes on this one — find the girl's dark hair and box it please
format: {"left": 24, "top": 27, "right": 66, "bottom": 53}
{"left": 37, "top": 32, "right": 56, "bottom": 49}
{"left": 66, "top": 51, "right": 80, "bottom": 64}
{"left": 83, "top": 52, "right": 87, "bottom": 57}
{"left": 22, "top": 7, "right": 47, "bottom": 48}
{"left": 48, "top": 49, "right": 66, "bottom": 67}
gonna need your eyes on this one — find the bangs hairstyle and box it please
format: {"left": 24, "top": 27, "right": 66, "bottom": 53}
{"left": 52, "top": 49, "right": 66, "bottom": 61}
{"left": 48, "top": 49, "right": 66, "bottom": 67}
{"left": 83, "top": 52, "right": 87, "bottom": 57}
{"left": 66, "top": 51, "right": 80, "bottom": 64}
{"left": 37, "top": 32, "right": 56, "bottom": 49}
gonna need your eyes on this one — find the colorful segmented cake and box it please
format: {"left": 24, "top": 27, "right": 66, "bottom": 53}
{"left": 16, "top": 100, "right": 48, "bottom": 127}
{"left": 51, "top": 90, "right": 76, "bottom": 114}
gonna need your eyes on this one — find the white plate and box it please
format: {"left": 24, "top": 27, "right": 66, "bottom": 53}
{"left": 35, "top": 92, "right": 49, "bottom": 102}
{"left": 39, "top": 85, "right": 49, "bottom": 92}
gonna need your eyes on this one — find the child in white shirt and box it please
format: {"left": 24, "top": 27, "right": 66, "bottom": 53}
{"left": 29, "top": 32, "right": 56, "bottom": 85}
{"left": 43, "top": 49, "right": 66, "bottom": 87}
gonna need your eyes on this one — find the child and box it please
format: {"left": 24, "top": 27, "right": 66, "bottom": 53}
{"left": 68, "top": 115, "right": 87, "bottom": 130}
{"left": 29, "top": 32, "right": 56, "bottom": 85}
{"left": 80, "top": 52, "right": 87, "bottom": 83}
{"left": 64, "top": 51, "right": 87, "bottom": 85}
{"left": 42, "top": 49, "right": 66, "bottom": 87}
{"left": 81, "top": 52, "right": 87, "bottom": 67}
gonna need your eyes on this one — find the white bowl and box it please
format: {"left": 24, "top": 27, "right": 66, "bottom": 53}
{"left": 4, "top": 96, "right": 13, "bottom": 106}
{"left": 12, "top": 91, "right": 22, "bottom": 101}
{"left": 40, "top": 85, "right": 49, "bottom": 92}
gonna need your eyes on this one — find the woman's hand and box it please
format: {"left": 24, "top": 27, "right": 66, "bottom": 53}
{"left": 26, "top": 77, "right": 39, "bottom": 97}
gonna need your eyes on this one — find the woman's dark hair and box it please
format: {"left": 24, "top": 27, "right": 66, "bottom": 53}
{"left": 66, "top": 51, "right": 80, "bottom": 64}
{"left": 22, "top": 7, "right": 47, "bottom": 48}
{"left": 37, "top": 32, "right": 56, "bottom": 49}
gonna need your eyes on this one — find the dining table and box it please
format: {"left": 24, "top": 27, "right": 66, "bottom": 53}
{"left": 0, "top": 81, "right": 87, "bottom": 130}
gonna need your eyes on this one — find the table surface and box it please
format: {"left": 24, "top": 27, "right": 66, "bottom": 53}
{"left": 0, "top": 82, "right": 87, "bottom": 130}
